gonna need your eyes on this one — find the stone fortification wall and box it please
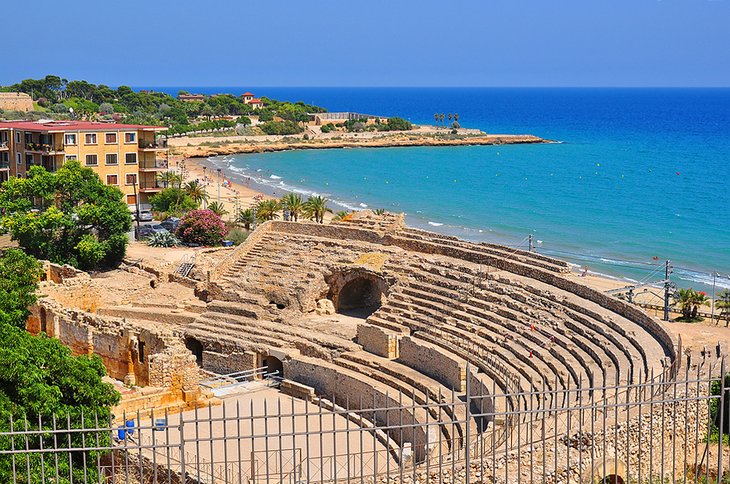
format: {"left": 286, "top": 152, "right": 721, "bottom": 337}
{"left": 208, "top": 220, "right": 274, "bottom": 281}
{"left": 0, "top": 92, "right": 33, "bottom": 111}
{"left": 398, "top": 336, "right": 467, "bottom": 392}
{"left": 284, "top": 356, "right": 436, "bottom": 461}
{"left": 357, "top": 323, "right": 401, "bottom": 358}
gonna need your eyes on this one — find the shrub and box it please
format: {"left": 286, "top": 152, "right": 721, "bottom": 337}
{"left": 320, "top": 123, "right": 335, "bottom": 133}
{"left": 177, "top": 209, "right": 227, "bottom": 246}
{"left": 149, "top": 188, "right": 198, "bottom": 214}
{"left": 147, "top": 231, "right": 181, "bottom": 247}
{"left": 259, "top": 120, "right": 304, "bottom": 136}
{"left": 226, "top": 227, "right": 249, "bottom": 245}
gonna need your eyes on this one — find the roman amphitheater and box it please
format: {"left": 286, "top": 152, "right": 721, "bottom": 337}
{"left": 29, "top": 211, "right": 728, "bottom": 483}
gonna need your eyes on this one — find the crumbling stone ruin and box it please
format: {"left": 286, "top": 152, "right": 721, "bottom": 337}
{"left": 29, "top": 210, "right": 687, "bottom": 476}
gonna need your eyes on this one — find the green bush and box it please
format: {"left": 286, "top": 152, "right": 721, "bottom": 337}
{"left": 259, "top": 120, "right": 305, "bottom": 136}
{"left": 149, "top": 188, "right": 198, "bottom": 214}
{"left": 147, "top": 231, "right": 181, "bottom": 247}
{"left": 227, "top": 227, "right": 249, "bottom": 245}
{"left": 320, "top": 123, "right": 335, "bottom": 133}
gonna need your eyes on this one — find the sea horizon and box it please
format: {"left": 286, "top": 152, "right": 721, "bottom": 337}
{"left": 147, "top": 86, "right": 729, "bottom": 293}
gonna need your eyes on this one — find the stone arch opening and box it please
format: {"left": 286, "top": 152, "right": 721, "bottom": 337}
{"left": 600, "top": 475, "right": 625, "bottom": 484}
{"left": 39, "top": 307, "right": 47, "bottom": 333}
{"left": 262, "top": 355, "right": 283, "bottom": 378}
{"left": 328, "top": 269, "right": 389, "bottom": 318}
{"left": 185, "top": 337, "right": 204, "bottom": 366}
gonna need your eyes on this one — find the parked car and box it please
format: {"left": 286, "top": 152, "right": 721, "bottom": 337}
{"left": 137, "top": 224, "right": 168, "bottom": 238}
{"left": 160, "top": 217, "right": 181, "bottom": 232}
{"left": 138, "top": 210, "right": 154, "bottom": 222}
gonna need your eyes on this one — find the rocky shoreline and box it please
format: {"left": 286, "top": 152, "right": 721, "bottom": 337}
{"left": 169, "top": 133, "right": 550, "bottom": 159}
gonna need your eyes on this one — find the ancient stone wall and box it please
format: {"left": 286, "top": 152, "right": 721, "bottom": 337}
{"left": 201, "top": 350, "right": 257, "bottom": 375}
{"left": 357, "top": 323, "right": 401, "bottom": 358}
{"left": 398, "top": 336, "right": 467, "bottom": 392}
{"left": 284, "top": 356, "right": 435, "bottom": 460}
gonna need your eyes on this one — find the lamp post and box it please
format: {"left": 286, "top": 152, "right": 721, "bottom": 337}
{"left": 217, "top": 168, "right": 221, "bottom": 205}
{"left": 202, "top": 166, "right": 207, "bottom": 209}
{"left": 711, "top": 272, "right": 718, "bottom": 323}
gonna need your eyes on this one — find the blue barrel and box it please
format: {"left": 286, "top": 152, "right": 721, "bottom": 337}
{"left": 125, "top": 419, "right": 135, "bottom": 436}
{"left": 117, "top": 426, "right": 127, "bottom": 440}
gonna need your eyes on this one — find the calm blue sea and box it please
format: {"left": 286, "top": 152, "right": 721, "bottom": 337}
{"left": 141, "top": 87, "right": 730, "bottom": 291}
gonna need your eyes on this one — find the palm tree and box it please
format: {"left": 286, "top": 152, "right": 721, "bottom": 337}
{"left": 280, "top": 193, "right": 304, "bottom": 222}
{"left": 434, "top": 113, "right": 439, "bottom": 126}
{"left": 207, "top": 201, "right": 228, "bottom": 217}
{"left": 184, "top": 180, "right": 208, "bottom": 206}
{"left": 303, "top": 196, "right": 332, "bottom": 224}
{"left": 333, "top": 210, "right": 350, "bottom": 221}
{"left": 157, "top": 170, "right": 181, "bottom": 189}
{"left": 236, "top": 208, "right": 255, "bottom": 230}
{"left": 448, "top": 113, "right": 453, "bottom": 123}
{"left": 716, "top": 289, "right": 730, "bottom": 327}
{"left": 673, "top": 288, "right": 710, "bottom": 320}
{"left": 439, "top": 113, "right": 445, "bottom": 126}
{"left": 373, "top": 208, "right": 386, "bottom": 216}
{"left": 256, "top": 199, "right": 281, "bottom": 221}
{"left": 454, "top": 113, "right": 459, "bottom": 123}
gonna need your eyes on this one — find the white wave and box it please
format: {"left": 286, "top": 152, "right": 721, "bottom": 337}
{"left": 270, "top": 175, "right": 282, "bottom": 180}
{"left": 674, "top": 270, "right": 730, "bottom": 289}
{"left": 428, "top": 221, "right": 444, "bottom": 227}
{"left": 359, "top": 203, "right": 368, "bottom": 208}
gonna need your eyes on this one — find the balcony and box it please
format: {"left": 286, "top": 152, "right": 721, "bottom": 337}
{"left": 138, "top": 139, "right": 168, "bottom": 150}
{"left": 25, "top": 142, "right": 64, "bottom": 154}
{"left": 138, "top": 159, "right": 169, "bottom": 172}
{"left": 138, "top": 181, "right": 164, "bottom": 193}
{"left": 0, "top": 141, "right": 9, "bottom": 150}
{"left": 0, "top": 161, "right": 9, "bottom": 170}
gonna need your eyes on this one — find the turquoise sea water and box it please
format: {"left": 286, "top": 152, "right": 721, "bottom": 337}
{"left": 146, "top": 87, "right": 730, "bottom": 291}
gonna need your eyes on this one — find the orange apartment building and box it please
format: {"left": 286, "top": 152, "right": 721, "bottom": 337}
{"left": 0, "top": 120, "right": 168, "bottom": 206}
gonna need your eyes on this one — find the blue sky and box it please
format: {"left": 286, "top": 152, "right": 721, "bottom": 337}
{"left": 3, "top": 0, "right": 729, "bottom": 87}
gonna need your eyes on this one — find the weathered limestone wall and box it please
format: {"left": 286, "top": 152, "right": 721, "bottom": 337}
{"left": 467, "top": 371, "right": 494, "bottom": 419}
{"left": 398, "top": 336, "right": 467, "bottom": 392}
{"left": 201, "top": 350, "right": 257, "bottom": 375}
{"left": 28, "top": 299, "right": 202, "bottom": 407}
{"left": 208, "top": 220, "right": 274, "bottom": 281}
{"left": 284, "top": 356, "right": 435, "bottom": 460}
{"left": 0, "top": 92, "right": 33, "bottom": 111}
{"left": 357, "top": 323, "right": 401, "bottom": 359}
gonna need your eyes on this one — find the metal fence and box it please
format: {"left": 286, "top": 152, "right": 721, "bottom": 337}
{"left": 0, "top": 359, "right": 728, "bottom": 483}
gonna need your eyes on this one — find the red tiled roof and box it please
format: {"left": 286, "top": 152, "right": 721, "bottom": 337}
{"left": 249, "top": 98, "right": 263, "bottom": 104}
{"left": 242, "top": 92, "right": 254, "bottom": 97}
{"left": 0, "top": 120, "right": 166, "bottom": 132}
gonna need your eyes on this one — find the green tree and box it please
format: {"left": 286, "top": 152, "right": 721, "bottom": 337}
{"left": 673, "top": 288, "right": 710, "bottom": 321}
{"left": 0, "top": 163, "right": 132, "bottom": 270}
{"left": 716, "top": 289, "right": 730, "bottom": 327}
{"left": 0, "top": 249, "right": 43, "bottom": 329}
{"left": 184, "top": 180, "right": 208, "bottom": 206}
{"left": 149, "top": 187, "right": 198, "bottom": 214}
{"left": 235, "top": 208, "right": 255, "bottom": 230}
{"left": 281, "top": 193, "right": 304, "bottom": 221}
{"left": 333, "top": 211, "right": 351, "bottom": 221}
{"left": 256, "top": 199, "right": 282, "bottom": 221}
{"left": 303, "top": 196, "right": 332, "bottom": 224}
{"left": 0, "top": 249, "right": 120, "bottom": 483}
{"left": 207, "top": 201, "right": 228, "bottom": 217}
{"left": 157, "top": 170, "right": 182, "bottom": 189}
{"left": 434, "top": 113, "right": 439, "bottom": 126}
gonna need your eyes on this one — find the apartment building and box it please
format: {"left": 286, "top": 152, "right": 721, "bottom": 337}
{"left": 0, "top": 120, "right": 168, "bottom": 206}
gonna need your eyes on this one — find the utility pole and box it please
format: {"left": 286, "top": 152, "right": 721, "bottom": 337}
{"left": 202, "top": 166, "right": 207, "bottom": 209}
{"left": 663, "top": 260, "right": 672, "bottom": 321}
{"left": 528, "top": 234, "right": 534, "bottom": 252}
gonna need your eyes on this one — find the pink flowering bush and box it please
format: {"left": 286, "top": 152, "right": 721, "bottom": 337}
{"left": 177, "top": 209, "right": 228, "bottom": 246}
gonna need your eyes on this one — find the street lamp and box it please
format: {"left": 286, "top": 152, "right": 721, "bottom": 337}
{"left": 711, "top": 272, "right": 719, "bottom": 323}
{"left": 216, "top": 168, "right": 222, "bottom": 205}
{"left": 202, "top": 166, "right": 207, "bottom": 209}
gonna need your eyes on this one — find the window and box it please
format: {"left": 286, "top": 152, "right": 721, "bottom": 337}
{"left": 124, "top": 152, "right": 137, "bottom": 164}
{"left": 106, "top": 174, "right": 118, "bottom": 185}
{"left": 126, "top": 194, "right": 137, "bottom": 205}
{"left": 85, "top": 154, "right": 98, "bottom": 166}
{"left": 105, "top": 132, "right": 117, "bottom": 144}
{"left": 105, "top": 153, "right": 118, "bottom": 165}
{"left": 125, "top": 173, "right": 137, "bottom": 185}
{"left": 15, "top": 132, "right": 21, "bottom": 143}
{"left": 65, "top": 154, "right": 77, "bottom": 161}
{"left": 16, "top": 153, "right": 21, "bottom": 165}
{"left": 25, "top": 154, "right": 33, "bottom": 164}
{"left": 24, "top": 133, "right": 33, "bottom": 144}
{"left": 84, "top": 133, "right": 97, "bottom": 145}
{"left": 124, "top": 132, "right": 136, "bottom": 143}
{"left": 64, "top": 134, "right": 77, "bottom": 145}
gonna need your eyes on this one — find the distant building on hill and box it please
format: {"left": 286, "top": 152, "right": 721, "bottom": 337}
{"left": 0, "top": 92, "right": 34, "bottom": 112}
{"left": 0, "top": 120, "right": 168, "bottom": 207}
{"left": 241, "top": 92, "right": 264, "bottom": 110}
{"left": 310, "top": 112, "right": 384, "bottom": 125}
{"left": 178, "top": 93, "right": 206, "bottom": 102}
